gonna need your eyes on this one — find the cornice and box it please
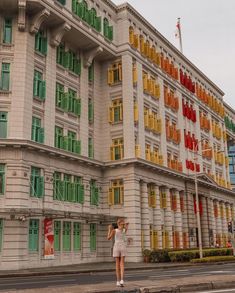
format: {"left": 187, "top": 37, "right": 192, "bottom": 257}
{"left": 116, "top": 2, "right": 224, "bottom": 96}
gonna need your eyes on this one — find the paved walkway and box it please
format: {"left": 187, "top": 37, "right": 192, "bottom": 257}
{"left": 1, "top": 261, "right": 235, "bottom": 293}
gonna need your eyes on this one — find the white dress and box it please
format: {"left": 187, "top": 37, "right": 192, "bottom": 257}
{"left": 113, "top": 228, "right": 127, "bottom": 257}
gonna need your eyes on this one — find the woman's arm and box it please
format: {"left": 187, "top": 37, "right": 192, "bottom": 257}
{"left": 107, "top": 225, "right": 115, "bottom": 240}
{"left": 124, "top": 223, "right": 129, "bottom": 233}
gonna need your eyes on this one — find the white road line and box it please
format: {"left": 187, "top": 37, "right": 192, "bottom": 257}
{"left": 197, "top": 289, "right": 235, "bottom": 293}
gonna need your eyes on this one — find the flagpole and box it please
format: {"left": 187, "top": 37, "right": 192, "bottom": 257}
{"left": 177, "top": 17, "right": 183, "bottom": 53}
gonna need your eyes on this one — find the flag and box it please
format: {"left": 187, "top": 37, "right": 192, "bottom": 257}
{"left": 175, "top": 18, "right": 180, "bottom": 39}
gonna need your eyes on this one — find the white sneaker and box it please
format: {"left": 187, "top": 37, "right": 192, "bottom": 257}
{"left": 120, "top": 280, "right": 124, "bottom": 287}
{"left": 116, "top": 281, "right": 121, "bottom": 287}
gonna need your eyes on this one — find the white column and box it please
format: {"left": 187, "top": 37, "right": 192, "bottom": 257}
{"left": 175, "top": 190, "right": 183, "bottom": 248}
{"left": 201, "top": 196, "right": 209, "bottom": 247}
{"left": 153, "top": 185, "right": 161, "bottom": 249}
{"left": 210, "top": 199, "right": 216, "bottom": 247}
{"left": 140, "top": 181, "right": 150, "bottom": 249}
{"left": 164, "top": 188, "right": 173, "bottom": 248}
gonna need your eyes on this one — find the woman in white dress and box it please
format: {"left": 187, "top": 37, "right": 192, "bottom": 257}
{"left": 107, "top": 218, "right": 129, "bottom": 287}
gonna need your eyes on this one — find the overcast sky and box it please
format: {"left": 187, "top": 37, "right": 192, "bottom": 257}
{"left": 112, "top": 0, "right": 235, "bottom": 109}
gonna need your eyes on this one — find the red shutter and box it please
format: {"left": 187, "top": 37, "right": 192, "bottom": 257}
{"left": 194, "top": 198, "right": 197, "bottom": 214}
{"left": 199, "top": 200, "right": 203, "bottom": 215}
{"left": 180, "top": 69, "right": 183, "bottom": 84}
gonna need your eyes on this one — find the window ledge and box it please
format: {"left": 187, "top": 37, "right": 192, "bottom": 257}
{"left": 33, "top": 96, "right": 45, "bottom": 103}
{"left": 0, "top": 90, "right": 11, "bottom": 96}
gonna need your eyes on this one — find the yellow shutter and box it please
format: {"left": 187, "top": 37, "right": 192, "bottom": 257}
{"left": 135, "top": 145, "right": 140, "bottom": 157}
{"left": 110, "top": 146, "right": 114, "bottom": 160}
{"left": 108, "top": 69, "right": 114, "bottom": 85}
{"left": 133, "top": 65, "right": 137, "bottom": 84}
{"left": 119, "top": 104, "right": 123, "bottom": 121}
{"left": 120, "top": 186, "right": 124, "bottom": 205}
{"left": 143, "top": 73, "right": 148, "bottom": 91}
{"left": 109, "top": 107, "right": 114, "bottom": 123}
{"left": 151, "top": 191, "right": 156, "bottom": 208}
{"left": 129, "top": 27, "right": 134, "bottom": 45}
{"left": 153, "top": 230, "right": 158, "bottom": 249}
{"left": 118, "top": 64, "right": 122, "bottom": 81}
{"left": 108, "top": 187, "right": 114, "bottom": 205}
{"left": 134, "top": 102, "right": 138, "bottom": 122}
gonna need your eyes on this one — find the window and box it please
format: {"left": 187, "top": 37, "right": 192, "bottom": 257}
{"left": 68, "top": 51, "right": 81, "bottom": 75}
{"left": 31, "top": 116, "right": 44, "bottom": 143}
{"left": 0, "top": 219, "right": 2, "bottom": 251}
{"left": 3, "top": 19, "right": 12, "bottom": 44}
{"left": 170, "top": 191, "right": 177, "bottom": 211}
{"left": 29, "top": 219, "right": 39, "bottom": 251}
{"left": 63, "top": 221, "right": 71, "bottom": 251}
{"left": 109, "top": 99, "right": 123, "bottom": 123}
{"left": 53, "top": 172, "right": 62, "bottom": 200}
{"left": 55, "top": 83, "right": 64, "bottom": 108}
{"left": 88, "top": 137, "right": 93, "bottom": 158}
{"left": 35, "top": 30, "right": 47, "bottom": 55}
{"left": 108, "top": 62, "right": 122, "bottom": 85}
{"left": 68, "top": 88, "right": 81, "bottom": 116}
{"left": 108, "top": 180, "right": 124, "bottom": 205}
{"left": 0, "top": 63, "right": 10, "bottom": 91}
{"left": 88, "top": 99, "right": 94, "bottom": 123}
{"left": 72, "top": 1, "right": 101, "bottom": 32}
{"left": 74, "top": 176, "right": 84, "bottom": 204}
{"left": 63, "top": 174, "right": 72, "bottom": 201}
{"left": 0, "top": 112, "right": 7, "bottom": 138}
{"left": 30, "top": 167, "right": 44, "bottom": 198}
{"left": 33, "top": 70, "right": 46, "bottom": 100}
{"left": 56, "top": 44, "right": 66, "bottom": 66}
{"left": 57, "top": 0, "right": 66, "bottom": 4}
{"left": 160, "top": 190, "right": 167, "bottom": 209}
{"left": 88, "top": 62, "right": 94, "bottom": 82}
{"left": 67, "top": 131, "right": 76, "bottom": 152}
{"left": 103, "top": 18, "right": 113, "bottom": 41}
{"left": 90, "top": 180, "right": 99, "bottom": 206}
{"left": 73, "top": 222, "right": 81, "bottom": 251}
{"left": 110, "top": 138, "right": 124, "bottom": 160}
{"left": 55, "top": 126, "right": 63, "bottom": 148}
{"left": 148, "top": 184, "right": 156, "bottom": 208}
{"left": 54, "top": 221, "right": 61, "bottom": 251}
{"left": 0, "top": 165, "right": 5, "bottom": 195}
{"left": 90, "top": 223, "right": 96, "bottom": 251}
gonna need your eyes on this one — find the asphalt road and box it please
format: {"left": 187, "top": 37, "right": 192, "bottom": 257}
{"left": 198, "top": 290, "right": 235, "bottom": 293}
{"left": 1, "top": 263, "right": 235, "bottom": 291}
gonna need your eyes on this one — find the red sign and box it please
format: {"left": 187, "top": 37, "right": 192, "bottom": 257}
{"left": 44, "top": 219, "right": 54, "bottom": 259}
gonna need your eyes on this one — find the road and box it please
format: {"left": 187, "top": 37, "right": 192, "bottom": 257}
{"left": 1, "top": 263, "right": 235, "bottom": 291}
{"left": 199, "top": 290, "right": 235, "bottom": 293}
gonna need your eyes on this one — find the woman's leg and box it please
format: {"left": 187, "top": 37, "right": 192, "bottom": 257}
{"left": 120, "top": 256, "right": 125, "bottom": 281}
{"left": 115, "top": 257, "right": 121, "bottom": 281}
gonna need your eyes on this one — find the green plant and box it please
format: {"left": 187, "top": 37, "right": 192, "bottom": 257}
{"left": 150, "top": 249, "right": 171, "bottom": 263}
{"left": 142, "top": 249, "right": 151, "bottom": 257}
{"left": 191, "top": 255, "right": 235, "bottom": 263}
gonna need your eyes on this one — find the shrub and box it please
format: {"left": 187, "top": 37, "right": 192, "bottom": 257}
{"left": 150, "top": 249, "right": 171, "bottom": 263}
{"left": 191, "top": 256, "right": 235, "bottom": 263}
{"left": 168, "top": 248, "right": 233, "bottom": 262}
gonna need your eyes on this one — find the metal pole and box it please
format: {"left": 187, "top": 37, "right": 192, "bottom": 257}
{"left": 178, "top": 18, "right": 183, "bottom": 53}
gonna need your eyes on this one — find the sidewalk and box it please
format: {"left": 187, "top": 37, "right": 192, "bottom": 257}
{"left": 1, "top": 261, "right": 235, "bottom": 293}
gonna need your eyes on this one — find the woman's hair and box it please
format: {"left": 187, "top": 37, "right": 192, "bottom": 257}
{"left": 117, "top": 218, "right": 125, "bottom": 225}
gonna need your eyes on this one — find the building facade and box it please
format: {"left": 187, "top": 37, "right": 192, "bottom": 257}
{"left": 0, "top": 0, "right": 235, "bottom": 270}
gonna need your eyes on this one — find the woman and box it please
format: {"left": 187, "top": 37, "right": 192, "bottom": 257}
{"left": 107, "top": 218, "right": 129, "bottom": 287}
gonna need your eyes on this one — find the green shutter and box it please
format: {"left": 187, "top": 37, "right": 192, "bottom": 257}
{"left": 1, "top": 63, "right": 10, "bottom": 91}
{"left": 29, "top": 219, "right": 39, "bottom": 251}
{"left": 88, "top": 62, "right": 94, "bottom": 82}
{"left": 41, "top": 37, "right": 47, "bottom": 55}
{"left": 63, "top": 136, "right": 69, "bottom": 151}
{"left": 78, "top": 184, "right": 84, "bottom": 204}
{"left": 90, "top": 223, "right": 96, "bottom": 251}
{"left": 63, "top": 221, "right": 71, "bottom": 251}
{"left": 75, "top": 99, "right": 81, "bottom": 116}
{"left": 38, "top": 127, "right": 44, "bottom": 143}
{"left": 88, "top": 137, "right": 93, "bottom": 158}
{"left": 62, "top": 92, "right": 69, "bottom": 111}
{"left": 0, "top": 112, "right": 7, "bottom": 138}
{"left": 38, "top": 176, "right": 44, "bottom": 197}
{"left": 74, "top": 140, "right": 81, "bottom": 154}
{"left": 0, "top": 219, "right": 3, "bottom": 251}
{"left": 3, "top": 19, "right": 12, "bottom": 44}
{"left": 73, "top": 222, "right": 81, "bottom": 251}
{"left": 0, "top": 165, "right": 5, "bottom": 195}
{"left": 54, "top": 221, "right": 61, "bottom": 251}
{"left": 63, "top": 51, "right": 69, "bottom": 68}
{"left": 72, "top": 0, "right": 77, "bottom": 13}
{"left": 74, "top": 58, "right": 81, "bottom": 75}
{"left": 108, "top": 26, "right": 113, "bottom": 41}
{"left": 94, "top": 16, "right": 101, "bottom": 32}
{"left": 40, "top": 80, "right": 46, "bottom": 100}
{"left": 88, "top": 100, "right": 94, "bottom": 123}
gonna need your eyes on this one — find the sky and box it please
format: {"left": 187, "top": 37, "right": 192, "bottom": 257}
{"left": 112, "top": 0, "right": 235, "bottom": 109}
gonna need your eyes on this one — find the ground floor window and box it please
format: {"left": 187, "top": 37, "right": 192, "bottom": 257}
{"left": 29, "top": 219, "right": 39, "bottom": 251}
{"left": 73, "top": 222, "right": 81, "bottom": 251}
{"left": 63, "top": 222, "right": 71, "bottom": 251}
{"left": 0, "top": 219, "right": 3, "bottom": 251}
{"left": 54, "top": 221, "right": 61, "bottom": 251}
{"left": 90, "top": 223, "right": 96, "bottom": 251}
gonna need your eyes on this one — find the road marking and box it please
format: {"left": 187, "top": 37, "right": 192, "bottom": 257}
{"left": 197, "top": 289, "right": 235, "bottom": 293}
